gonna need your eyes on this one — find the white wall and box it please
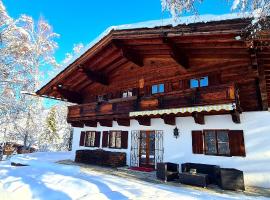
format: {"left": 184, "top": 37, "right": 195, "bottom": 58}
{"left": 72, "top": 111, "right": 270, "bottom": 188}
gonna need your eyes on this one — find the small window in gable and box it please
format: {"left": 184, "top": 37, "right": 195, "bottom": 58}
{"left": 122, "top": 90, "right": 133, "bottom": 98}
{"left": 190, "top": 76, "right": 209, "bottom": 88}
{"left": 190, "top": 79, "right": 199, "bottom": 88}
{"left": 200, "top": 76, "right": 209, "bottom": 87}
{"left": 152, "top": 83, "right": 164, "bottom": 94}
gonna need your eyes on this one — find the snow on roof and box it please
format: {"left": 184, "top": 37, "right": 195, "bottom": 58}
{"left": 40, "top": 13, "right": 248, "bottom": 91}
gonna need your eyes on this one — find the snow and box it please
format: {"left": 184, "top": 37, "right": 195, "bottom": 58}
{"left": 40, "top": 12, "right": 249, "bottom": 89}
{"left": 0, "top": 152, "right": 269, "bottom": 200}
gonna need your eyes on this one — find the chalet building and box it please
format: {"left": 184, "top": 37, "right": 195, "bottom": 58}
{"left": 37, "top": 15, "right": 270, "bottom": 188}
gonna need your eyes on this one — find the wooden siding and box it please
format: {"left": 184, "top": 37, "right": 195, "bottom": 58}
{"left": 36, "top": 18, "right": 270, "bottom": 123}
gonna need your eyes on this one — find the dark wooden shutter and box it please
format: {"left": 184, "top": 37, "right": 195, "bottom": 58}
{"left": 182, "top": 79, "right": 190, "bottom": 89}
{"left": 102, "top": 131, "right": 109, "bottom": 147}
{"left": 229, "top": 130, "right": 246, "bottom": 157}
{"left": 144, "top": 85, "right": 151, "bottom": 96}
{"left": 165, "top": 82, "right": 172, "bottom": 93}
{"left": 192, "top": 131, "right": 204, "bottom": 154}
{"left": 121, "top": 131, "right": 128, "bottom": 149}
{"left": 209, "top": 73, "right": 221, "bottom": 86}
{"left": 132, "top": 88, "right": 138, "bottom": 96}
{"left": 94, "top": 131, "right": 101, "bottom": 147}
{"left": 79, "top": 131, "right": 86, "bottom": 146}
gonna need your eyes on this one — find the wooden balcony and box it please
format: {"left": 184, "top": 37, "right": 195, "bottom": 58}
{"left": 67, "top": 83, "right": 240, "bottom": 127}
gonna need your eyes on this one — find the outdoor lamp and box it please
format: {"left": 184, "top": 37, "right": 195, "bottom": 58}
{"left": 173, "top": 127, "right": 179, "bottom": 139}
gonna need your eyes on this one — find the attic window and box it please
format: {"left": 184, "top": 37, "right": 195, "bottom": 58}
{"left": 152, "top": 83, "right": 164, "bottom": 94}
{"left": 190, "top": 76, "right": 208, "bottom": 88}
{"left": 122, "top": 90, "right": 133, "bottom": 98}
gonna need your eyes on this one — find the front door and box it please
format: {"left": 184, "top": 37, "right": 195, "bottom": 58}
{"left": 139, "top": 131, "right": 155, "bottom": 168}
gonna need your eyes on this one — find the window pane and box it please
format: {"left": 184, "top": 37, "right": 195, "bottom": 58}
{"left": 152, "top": 85, "right": 158, "bottom": 94}
{"left": 90, "top": 132, "right": 95, "bottom": 147}
{"left": 122, "top": 92, "right": 127, "bottom": 98}
{"left": 110, "top": 132, "right": 116, "bottom": 148}
{"left": 128, "top": 91, "right": 133, "bottom": 97}
{"left": 204, "top": 130, "right": 217, "bottom": 154}
{"left": 158, "top": 84, "right": 164, "bottom": 93}
{"left": 116, "top": 132, "right": 121, "bottom": 148}
{"left": 200, "top": 76, "right": 209, "bottom": 87}
{"left": 217, "top": 130, "right": 230, "bottom": 155}
{"left": 190, "top": 79, "right": 199, "bottom": 88}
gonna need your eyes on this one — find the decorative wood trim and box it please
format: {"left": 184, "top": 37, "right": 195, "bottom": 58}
{"left": 71, "top": 121, "right": 84, "bottom": 128}
{"left": 136, "top": 117, "right": 151, "bottom": 126}
{"left": 116, "top": 118, "right": 130, "bottom": 126}
{"left": 192, "top": 112, "right": 205, "bottom": 125}
{"left": 248, "top": 47, "right": 268, "bottom": 110}
{"left": 99, "top": 119, "right": 113, "bottom": 127}
{"left": 162, "top": 114, "right": 176, "bottom": 125}
{"left": 111, "top": 39, "right": 144, "bottom": 67}
{"left": 84, "top": 121, "right": 97, "bottom": 127}
{"left": 162, "top": 37, "right": 189, "bottom": 72}
{"left": 53, "top": 86, "right": 82, "bottom": 104}
{"left": 78, "top": 65, "right": 108, "bottom": 85}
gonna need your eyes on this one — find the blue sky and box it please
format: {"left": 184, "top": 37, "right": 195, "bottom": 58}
{"left": 3, "top": 0, "right": 232, "bottom": 63}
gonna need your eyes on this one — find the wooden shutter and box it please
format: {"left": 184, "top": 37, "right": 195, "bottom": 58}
{"left": 182, "top": 79, "right": 190, "bottom": 89}
{"left": 79, "top": 131, "right": 86, "bottom": 146}
{"left": 209, "top": 73, "right": 221, "bottom": 86}
{"left": 165, "top": 82, "right": 172, "bottom": 93}
{"left": 132, "top": 88, "right": 138, "bottom": 96}
{"left": 102, "top": 131, "right": 109, "bottom": 147}
{"left": 144, "top": 85, "right": 151, "bottom": 96}
{"left": 94, "top": 131, "right": 101, "bottom": 147}
{"left": 229, "top": 130, "right": 246, "bottom": 157}
{"left": 192, "top": 131, "right": 204, "bottom": 154}
{"left": 121, "top": 131, "right": 129, "bottom": 149}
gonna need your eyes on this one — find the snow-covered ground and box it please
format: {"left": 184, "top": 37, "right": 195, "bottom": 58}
{"left": 0, "top": 152, "right": 268, "bottom": 200}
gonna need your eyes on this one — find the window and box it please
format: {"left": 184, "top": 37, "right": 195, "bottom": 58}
{"left": 122, "top": 90, "right": 133, "bottom": 98}
{"left": 102, "top": 131, "right": 128, "bottom": 149}
{"left": 79, "top": 131, "right": 100, "bottom": 147}
{"left": 204, "top": 130, "right": 230, "bottom": 156}
{"left": 85, "top": 131, "right": 96, "bottom": 147}
{"left": 152, "top": 83, "right": 164, "bottom": 94}
{"left": 192, "top": 130, "right": 246, "bottom": 157}
{"left": 109, "top": 131, "right": 122, "bottom": 148}
{"left": 190, "top": 76, "right": 208, "bottom": 88}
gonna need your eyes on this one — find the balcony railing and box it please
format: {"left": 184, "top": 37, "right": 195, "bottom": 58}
{"left": 67, "top": 83, "right": 238, "bottom": 122}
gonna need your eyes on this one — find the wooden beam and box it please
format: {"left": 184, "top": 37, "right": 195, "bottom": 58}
{"left": 162, "top": 114, "right": 176, "bottom": 125}
{"left": 116, "top": 118, "right": 130, "bottom": 126}
{"left": 192, "top": 112, "right": 205, "bottom": 125}
{"left": 99, "top": 119, "right": 113, "bottom": 127}
{"left": 136, "top": 117, "right": 151, "bottom": 126}
{"left": 252, "top": 48, "right": 269, "bottom": 111}
{"left": 231, "top": 110, "right": 241, "bottom": 124}
{"left": 84, "top": 121, "right": 97, "bottom": 127}
{"left": 70, "top": 121, "right": 84, "bottom": 128}
{"left": 162, "top": 37, "right": 189, "bottom": 72}
{"left": 78, "top": 65, "right": 108, "bottom": 85}
{"left": 111, "top": 40, "right": 144, "bottom": 67}
{"left": 52, "top": 85, "right": 82, "bottom": 104}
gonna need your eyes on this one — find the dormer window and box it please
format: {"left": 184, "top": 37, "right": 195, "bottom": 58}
{"left": 190, "top": 76, "right": 208, "bottom": 88}
{"left": 152, "top": 83, "right": 164, "bottom": 94}
{"left": 122, "top": 90, "right": 133, "bottom": 98}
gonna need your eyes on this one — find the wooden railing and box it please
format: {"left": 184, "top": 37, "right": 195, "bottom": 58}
{"left": 67, "top": 83, "right": 238, "bottom": 121}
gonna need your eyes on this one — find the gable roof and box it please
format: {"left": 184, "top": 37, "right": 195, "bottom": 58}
{"left": 36, "top": 13, "right": 270, "bottom": 105}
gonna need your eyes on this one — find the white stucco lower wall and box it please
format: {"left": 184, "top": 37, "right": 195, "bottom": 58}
{"left": 72, "top": 111, "right": 270, "bottom": 188}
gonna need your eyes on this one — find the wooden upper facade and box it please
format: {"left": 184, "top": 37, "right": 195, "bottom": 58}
{"left": 37, "top": 17, "right": 270, "bottom": 127}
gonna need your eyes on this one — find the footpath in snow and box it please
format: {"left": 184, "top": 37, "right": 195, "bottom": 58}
{"left": 0, "top": 152, "right": 269, "bottom": 200}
